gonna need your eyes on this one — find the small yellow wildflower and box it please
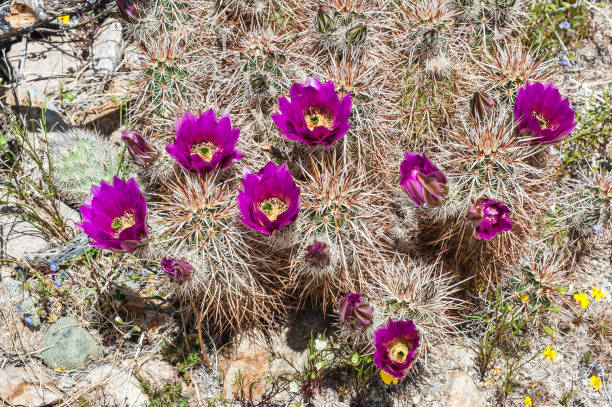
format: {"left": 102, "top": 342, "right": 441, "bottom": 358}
{"left": 524, "top": 395, "right": 533, "bottom": 406}
{"left": 589, "top": 375, "right": 602, "bottom": 391}
{"left": 521, "top": 294, "right": 530, "bottom": 304}
{"left": 573, "top": 292, "right": 590, "bottom": 309}
{"left": 380, "top": 370, "right": 398, "bottom": 385}
{"left": 590, "top": 286, "right": 605, "bottom": 301}
{"left": 57, "top": 15, "right": 70, "bottom": 23}
{"left": 542, "top": 346, "right": 557, "bottom": 362}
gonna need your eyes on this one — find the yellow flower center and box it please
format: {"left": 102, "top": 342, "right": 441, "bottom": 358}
{"left": 193, "top": 142, "right": 218, "bottom": 162}
{"left": 112, "top": 213, "right": 136, "bottom": 234}
{"left": 304, "top": 108, "right": 334, "bottom": 131}
{"left": 533, "top": 111, "right": 557, "bottom": 131}
{"left": 260, "top": 198, "right": 288, "bottom": 222}
{"left": 388, "top": 340, "right": 411, "bottom": 364}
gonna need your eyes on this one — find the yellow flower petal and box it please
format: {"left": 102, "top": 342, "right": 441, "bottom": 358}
{"left": 573, "top": 292, "right": 590, "bottom": 309}
{"left": 589, "top": 375, "right": 602, "bottom": 391}
{"left": 57, "top": 15, "right": 70, "bottom": 23}
{"left": 590, "top": 286, "right": 605, "bottom": 301}
{"left": 524, "top": 395, "right": 532, "bottom": 406}
{"left": 380, "top": 370, "right": 398, "bottom": 385}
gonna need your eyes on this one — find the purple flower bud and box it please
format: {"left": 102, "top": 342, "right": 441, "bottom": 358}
{"left": 558, "top": 21, "right": 571, "bottom": 30}
{"left": 467, "top": 197, "right": 514, "bottom": 240}
{"left": 53, "top": 280, "right": 62, "bottom": 288}
{"left": 161, "top": 257, "right": 192, "bottom": 282}
{"left": 400, "top": 152, "right": 448, "bottom": 207}
{"left": 305, "top": 241, "right": 330, "bottom": 267}
{"left": 470, "top": 91, "right": 495, "bottom": 121}
{"left": 338, "top": 292, "right": 373, "bottom": 330}
{"left": 49, "top": 262, "right": 58, "bottom": 272}
{"left": 514, "top": 82, "right": 576, "bottom": 144}
{"left": 24, "top": 316, "right": 34, "bottom": 326}
{"left": 559, "top": 56, "right": 570, "bottom": 67}
{"left": 122, "top": 130, "right": 159, "bottom": 168}
{"left": 115, "top": 0, "right": 143, "bottom": 21}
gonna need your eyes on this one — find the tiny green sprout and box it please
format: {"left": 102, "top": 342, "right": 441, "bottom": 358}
{"left": 543, "top": 326, "right": 556, "bottom": 337}
{"left": 133, "top": 325, "right": 141, "bottom": 333}
{"left": 555, "top": 286, "right": 568, "bottom": 294}
{"left": 62, "top": 93, "right": 75, "bottom": 101}
{"left": 115, "top": 316, "right": 124, "bottom": 324}
{"left": 351, "top": 352, "right": 359, "bottom": 365}
{"left": 310, "top": 372, "right": 315, "bottom": 379}
{"left": 265, "top": 377, "right": 272, "bottom": 383}
{"left": 111, "top": 96, "right": 119, "bottom": 103}
{"left": 549, "top": 306, "right": 562, "bottom": 313}
{"left": 268, "top": 356, "right": 275, "bottom": 362}
{"left": 0, "top": 135, "right": 7, "bottom": 150}
{"left": 584, "top": 350, "right": 592, "bottom": 363}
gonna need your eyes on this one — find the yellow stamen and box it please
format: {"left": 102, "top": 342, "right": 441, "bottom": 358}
{"left": 112, "top": 213, "right": 136, "bottom": 234}
{"left": 304, "top": 108, "right": 334, "bottom": 131}
{"left": 388, "top": 340, "right": 411, "bottom": 364}
{"left": 260, "top": 198, "right": 288, "bottom": 222}
{"left": 192, "top": 142, "right": 218, "bottom": 162}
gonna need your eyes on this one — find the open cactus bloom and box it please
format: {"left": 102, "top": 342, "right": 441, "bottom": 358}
{"left": 513, "top": 82, "right": 576, "bottom": 144}
{"left": 467, "top": 197, "right": 514, "bottom": 240}
{"left": 271, "top": 77, "right": 352, "bottom": 147}
{"left": 166, "top": 110, "right": 243, "bottom": 176}
{"left": 77, "top": 176, "right": 148, "bottom": 252}
{"left": 122, "top": 130, "right": 158, "bottom": 168}
{"left": 338, "top": 292, "right": 373, "bottom": 330}
{"left": 374, "top": 320, "right": 420, "bottom": 380}
{"left": 400, "top": 152, "right": 449, "bottom": 207}
{"left": 161, "top": 257, "right": 192, "bottom": 282}
{"left": 237, "top": 161, "right": 300, "bottom": 235}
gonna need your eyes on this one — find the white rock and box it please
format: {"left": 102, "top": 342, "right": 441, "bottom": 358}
{"left": 92, "top": 18, "right": 123, "bottom": 74}
{"left": 0, "top": 365, "right": 62, "bottom": 406}
{"left": 446, "top": 370, "right": 486, "bottom": 407}
{"left": 82, "top": 364, "right": 148, "bottom": 407}
{"left": 6, "top": 36, "right": 80, "bottom": 94}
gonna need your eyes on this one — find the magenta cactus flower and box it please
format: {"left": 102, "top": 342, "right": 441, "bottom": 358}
{"left": 271, "top": 77, "right": 352, "bottom": 146}
{"left": 374, "top": 320, "right": 420, "bottom": 379}
{"left": 161, "top": 257, "right": 192, "bottom": 282}
{"left": 467, "top": 197, "right": 514, "bottom": 240}
{"left": 237, "top": 161, "right": 300, "bottom": 235}
{"left": 513, "top": 82, "right": 576, "bottom": 144}
{"left": 166, "top": 110, "right": 243, "bottom": 176}
{"left": 400, "top": 152, "right": 448, "bottom": 207}
{"left": 122, "top": 130, "right": 158, "bottom": 168}
{"left": 77, "top": 177, "right": 148, "bottom": 252}
{"left": 338, "top": 293, "right": 373, "bottom": 330}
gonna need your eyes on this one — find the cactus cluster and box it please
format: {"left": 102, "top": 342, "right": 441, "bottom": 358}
{"left": 73, "top": 0, "right": 606, "bottom": 381}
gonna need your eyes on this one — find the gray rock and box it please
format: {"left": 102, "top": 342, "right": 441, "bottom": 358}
{"left": 0, "top": 365, "right": 62, "bottom": 406}
{"left": 40, "top": 317, "right": 100, "bottom": 370}
{"left": 92, "top": 18, "right": 123, "bottom": 74}
{"left": 1, "top": 214, "right": 49, "bottom": 261}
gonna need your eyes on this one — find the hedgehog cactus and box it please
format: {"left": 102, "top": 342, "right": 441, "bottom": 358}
{"left": 112, "top": 0, "right": 580, "bottom": 341}
{"left": 51, "top": 129, "right": 121, "bottom": 206}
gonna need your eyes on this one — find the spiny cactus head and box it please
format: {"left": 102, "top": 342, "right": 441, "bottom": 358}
{"left": 480, "top": 42, "right": 555, "bottom": 102}
{"left": 51, "top": 129, "right": 121, "bottom": 206}
{"left": 371, "top": 256, "right": 465, "bottom": 365}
